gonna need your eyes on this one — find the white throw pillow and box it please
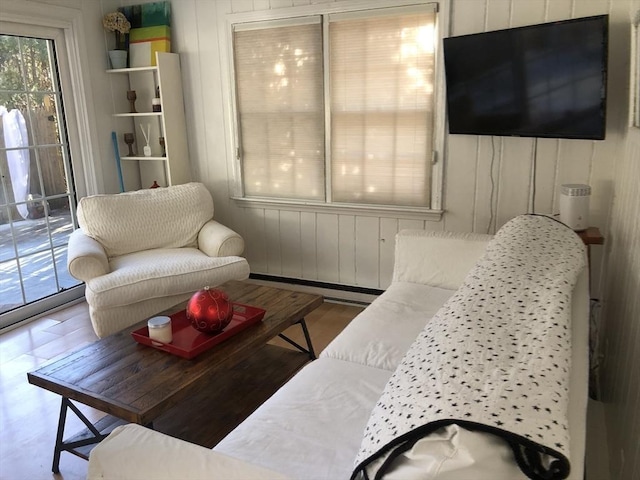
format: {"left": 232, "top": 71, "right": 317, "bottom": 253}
{"left": 393, "top": 230, "right": 493, "bottom": 289}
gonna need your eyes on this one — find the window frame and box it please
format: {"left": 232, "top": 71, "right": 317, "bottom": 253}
{"left": 1, "top": 5, "right": 101, "bottom": 199}
{"left": 223, "top": 0, "right": 448, "bottom": 219}
{"left": 0, "top": 10, "right": 95, "bottom": 327}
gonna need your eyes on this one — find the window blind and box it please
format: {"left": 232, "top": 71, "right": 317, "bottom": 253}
{"left": 234, "top": 22, "right": 325, "bottom": 200}
{"left": 329, "top": 10, "right": 436, "bottom": 207}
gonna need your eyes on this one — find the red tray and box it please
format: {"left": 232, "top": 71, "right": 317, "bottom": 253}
{"left": 131, "top": 303, "right": 266, "bottom": 359}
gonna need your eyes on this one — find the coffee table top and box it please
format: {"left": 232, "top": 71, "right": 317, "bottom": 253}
{"left": 27, "top": 281, "right": 323, "bottom": 425}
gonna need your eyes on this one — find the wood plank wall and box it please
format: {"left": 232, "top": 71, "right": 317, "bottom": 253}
{"left": 601, "top": 124, "right": 640, "bottom": 480}
{"left": 165, "top": 0, "right": 630, "bottom": 294}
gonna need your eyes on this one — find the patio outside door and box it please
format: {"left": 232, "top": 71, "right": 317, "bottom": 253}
{"left": 0, "top": 31, "right": 82, "bottom": 329}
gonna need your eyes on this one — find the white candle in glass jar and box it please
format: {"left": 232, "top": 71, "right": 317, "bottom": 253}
{"left": 148, "top": 316, "right": 172, "bottom": 345}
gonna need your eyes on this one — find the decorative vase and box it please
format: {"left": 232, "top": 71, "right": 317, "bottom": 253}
{"left": 186, "top": 287, "right": 234, "bottom": 334}
{"left": 108, "top": 50, "right": 127, "bottom": 69}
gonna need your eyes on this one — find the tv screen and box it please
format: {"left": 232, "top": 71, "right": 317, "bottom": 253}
{"left": 443, "top": 15, "right": 608, "bottom": 140}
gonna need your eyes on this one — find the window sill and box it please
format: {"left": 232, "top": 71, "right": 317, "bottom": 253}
{"left": 231, "top": 197, "right": 444, "bottom": 221}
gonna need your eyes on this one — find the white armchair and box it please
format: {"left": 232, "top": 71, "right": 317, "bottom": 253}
{"left": 67, "top": 183, "right": 250, "bottom": 338}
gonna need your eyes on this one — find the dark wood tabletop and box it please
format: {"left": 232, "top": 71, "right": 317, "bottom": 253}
{"left": 27, "top": 281, "right": 324, "bottom": 426}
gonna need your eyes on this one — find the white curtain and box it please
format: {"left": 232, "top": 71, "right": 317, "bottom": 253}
{"left": 1, "top": 106, "right": 30, "bottom": 219}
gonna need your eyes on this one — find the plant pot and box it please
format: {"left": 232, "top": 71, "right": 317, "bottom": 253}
{"left": 108, "top": 50, "right": 128, "bottom": 69}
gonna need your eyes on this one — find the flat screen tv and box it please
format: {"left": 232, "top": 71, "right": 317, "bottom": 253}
{"left": 443, "top": 15, "right": 608, "bottom": 140}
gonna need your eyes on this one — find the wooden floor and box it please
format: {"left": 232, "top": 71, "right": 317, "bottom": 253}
{"left": 0, "top": 299, "right": 362, "bottom": 480}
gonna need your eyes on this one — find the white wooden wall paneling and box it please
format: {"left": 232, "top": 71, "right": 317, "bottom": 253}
{"left": 300, "top": 211, "right": 318, "bottom": 279}
{"left": 443, "top": 0, "right": 484, "bottom": 233}
{"left": 556, "top": 140, "right": 594, "bottom": 194}
{"left": 496, "top": 138, "right": 533, "bottom": 227}
{"left": 243, "top": 207, "right": 268, "bottom": 273}
{"left": 196, "top": 0, "right": 226, "bottom": 190}
{"left": 534, "top": 139, "right": 560, "bottom": 215}
{"left": 171, "top": 1, "right": 202, "bottom": 182}
{"left": 270, "top": 0, "right": 294, "bottom": 9}
{"left": 398, "top": 219, "right": 426, "bottom": 230}
{"left": 280, "top": 209, "right": 303, "bottom": 278}
{"left": 607, "top": 142, "right": 638, "bottom": 403}
{"left": 443, "top": 136, "right": 480, "bottom": 232}
{"left": 316, "top": 213, "right": 340, "bottom": 283}
{"left": 511, "top": 0, "right": 545, "bottom": 27}
{"left": 338, "top": 215, "right": 356, "bottom": 285}
{"left": 547, "top": 0, "right": 573, "bottom": 21}
{"left": 253, "top": 0, "right": 271, "bottom": 10}
{"left": 486, "top": 0, "right": 512, "bottom": 30}
{"left": 264, "top": 209, "right": 282, "bottom": 275}
{"left": 471, "top": 137, "right": 492, "bottom": 233}
{"left": 355, "top": 216, "right": 380, "bottom": 287}
{"left": 449, "top": 0, "right": 485, "bottom": 35}
{"left": 601, "top": 123, "right": 640, "bottom": 480}
{"left": 232, "top": 0, "right": 254, "bottom": 13}
{"left": 379, "top": 218, "right": 399, "bottom": 289}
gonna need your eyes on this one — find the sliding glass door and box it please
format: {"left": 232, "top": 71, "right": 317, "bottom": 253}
{"left": 0, "top": 30, "right": 82, "bottom": 329}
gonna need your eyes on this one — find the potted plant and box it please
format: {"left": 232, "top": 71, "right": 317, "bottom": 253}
{"left": 103, "top": 12, "right": 131, "bottom": 69}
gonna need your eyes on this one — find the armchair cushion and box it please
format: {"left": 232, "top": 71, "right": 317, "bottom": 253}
{"left": 77, "top": 182, "right": 214, "bottom": 258}
{"left": 85, "top": 248, "right": 249, "bottom": 309}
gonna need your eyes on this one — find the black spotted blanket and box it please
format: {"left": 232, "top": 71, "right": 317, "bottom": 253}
{"left": 352, "top": 215, "right": 586, "bottom": 480}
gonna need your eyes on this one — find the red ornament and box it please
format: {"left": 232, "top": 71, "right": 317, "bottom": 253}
{"left": 186, "top": 287, "right": 234, "bottom": 334}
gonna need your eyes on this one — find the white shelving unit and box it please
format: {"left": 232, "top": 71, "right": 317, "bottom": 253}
{"left": 107, "top": 52, "right": 190, "bottom": 191}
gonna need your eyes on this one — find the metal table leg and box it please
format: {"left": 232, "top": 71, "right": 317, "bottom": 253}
{"left": 51, "top": 397, "right": 108, "bottom": 473}
{"left": 278, "top": 318, "right": 316, "bottom": 360}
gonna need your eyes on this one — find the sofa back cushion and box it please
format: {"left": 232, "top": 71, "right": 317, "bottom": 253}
{"left": 393, "top": 230, "right": 493, "bottom": 289}
{"left": 77, "top": 183, "right": 214, "bottom": 257}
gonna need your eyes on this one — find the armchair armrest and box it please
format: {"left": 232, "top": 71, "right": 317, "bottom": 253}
{"left": 66, "top": 228, "right": 110, "bottom": 282}
{"left": 198, "top": 220, "right": 245, "bottom": 257}
{"left": 88, "top": 424, "right": 290, "bottom": 480}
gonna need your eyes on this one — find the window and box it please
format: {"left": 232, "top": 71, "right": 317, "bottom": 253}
{"left": 232, "top": 4, "right": 438, "bottom": 209}
{"left": 234, "top": 20, "right": 325, "bottom": 201}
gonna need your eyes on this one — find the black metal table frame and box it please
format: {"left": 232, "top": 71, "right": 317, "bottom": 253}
{"left": 48, "top": 317, "right": 316, "bottom": 473}
{"left": 278, "top": 318, "right": 316, "bottom": 360}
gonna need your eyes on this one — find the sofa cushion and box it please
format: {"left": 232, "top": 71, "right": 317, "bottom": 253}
{"left": 87, "top": 424, "right": 290, "bottom": 480}
{"left": 214, "top": 358, "right": 393, "bottom": 480}
{"left": 85, "top": 247, "right": 250, "bottom": 309}
{"left": 393, "top": 230, "right": 493, "bottom": 289}
{"left": 77, "top": 183, "right": 214, "bottom": 258}
{"left": 320, "top": 282, "right": 455, "bottom": 371}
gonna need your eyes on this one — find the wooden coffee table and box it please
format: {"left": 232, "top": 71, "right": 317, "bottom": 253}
{"left": 27, "top": 281, "right": 323, "bottom": 473}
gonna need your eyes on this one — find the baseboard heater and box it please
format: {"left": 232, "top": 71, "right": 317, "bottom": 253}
{"left": 248, "top": 274, "right": 383, "bottom": 305}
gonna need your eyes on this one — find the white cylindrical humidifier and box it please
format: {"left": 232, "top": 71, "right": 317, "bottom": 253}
{"left": 559, "top": 184, "right": 591, "bottom": 231}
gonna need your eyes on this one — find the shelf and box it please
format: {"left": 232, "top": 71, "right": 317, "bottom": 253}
{"left": 120, "top": 156, "right": 167, "bottom": 161}
{"left": 113, "top": 112, "right": 162, "bottom": 118}
{"left": 107, "top": 52, "right": 190, "bottom": 191}
{"left": 106, "top": 66, "right": 157, "bottom": 74}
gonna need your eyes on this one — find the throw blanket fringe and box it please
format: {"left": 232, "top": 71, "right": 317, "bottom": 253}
{"left": 352, "top": 215, "right": 586, "bottom": 480}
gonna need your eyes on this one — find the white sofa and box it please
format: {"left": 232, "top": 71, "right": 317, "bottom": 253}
{"left": 87, "top": 215, "right": 589, "bottom": 480}
{"left": 67, "top": 183, "right": 250, "bottom": 338}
